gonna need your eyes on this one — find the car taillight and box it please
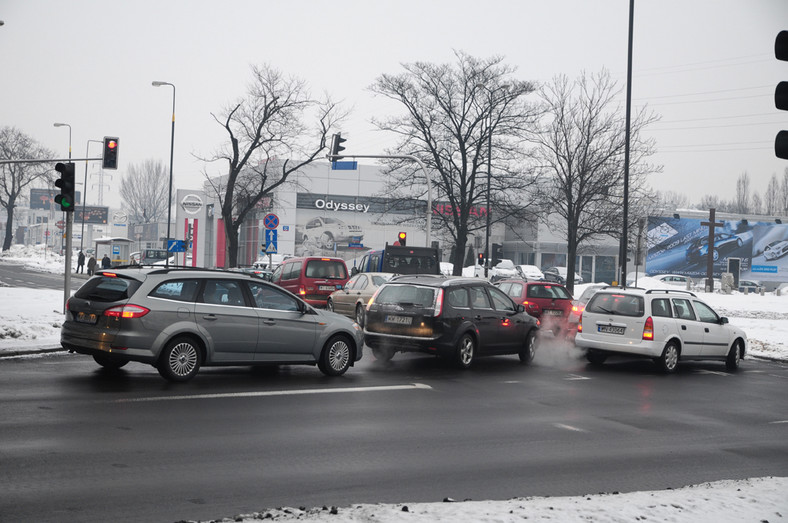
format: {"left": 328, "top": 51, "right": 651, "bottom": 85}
{"left": 577, "top": 314, "right": 582, "bottom": 333}
{"left": 104, "top": 304, "right": 150, "bottom": 319}
{"left": 367, "top": 287, "right": 383, "bottom": 309}
{"left": 642, "top": 316, "right": 654, "bottom": 340}
{"left": 433, "top": 289, "right": 444, "bottom": 317}
{"left": 299, "top": 286, "right": 306, "bottom": 296}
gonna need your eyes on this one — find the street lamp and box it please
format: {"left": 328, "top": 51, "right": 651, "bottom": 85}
{"left": 476, "top": 85, "right": 498, "bottom": 278}
{"left": 81, "top": 139, "right": 103, "bottom": 252}
{"left": 53, "top": 122, "right": 71, "bottom": 159}
{"left": 152, "top": 81, "right": 175, "bottom": 267}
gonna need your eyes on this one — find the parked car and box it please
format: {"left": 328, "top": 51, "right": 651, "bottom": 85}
{"left": 763, "top": 239, "right": 788, "bottom": 261}
{"left": 270, "top": 256, "right": 350, "bottom": 308}
{"left": 574, "top": 288, "right": 747, "bottom": 373}
{"left": 654, "top": 274, "right": 694, "bottom": 289}
{"left": 489, "top": 259, "right": 519, "bottom": 282}
{"left": 685, "top": 232, "right": 743, "bottom": 262}
{"left": 327, "top": 272, "right": 394, "bottom": 326}
{"left": 60, "top": 267, "right": 364, "bottom": 382}
{"left": 364, "top": 275, "right": 539, "bottom": 367}
{"left": 497, "top": 279, "right": 573, "bottom": 335}
{"left": 738, "top": 279, "right": 764, "bottom": 293}
{"left": 515, "top": 264, "right": 544, "bottom": 281}
{"left": 237, "top": 266, "right": 274, "bottom": 281}
{"left": 298, "top": 217, "right": 364, "bottom": 249}
{"left": 542, "top": 266, "right": 584, "bottom": 285}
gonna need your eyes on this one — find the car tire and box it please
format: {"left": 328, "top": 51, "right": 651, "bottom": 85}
{"left": 320, "top": 232, "right": 335, "bottom": 249}
{"left": 372, "top": 347, "right": 394, "bottom": 362}
{"left": 92, "top": 352, "right": 128, "bottom": 370}
{"left": 726, "top": 340, "right": 743, "bottom": 371}
{"left": 157, "top": 337, "right": 201, "bottom": 382}
{"left": 454, "top": 333, "right": 475, "bottom": 369}
{"left": 318, "top": 335, "right": 352, "bottom": 376}
{"left": 737, "top": 238, "right": 743, "bottom": 247}
{"left": 519, "top": 329, "right": 537, "bottom": 364}
{"left": 655, "top": 341, "right": 679, "bottom": 373}
{"left": 586, "top": 349, "right": 608, "bottom": 366}
{"left": 712, "top": 249, "right": 720, "bottom": 262}
{"left": 326, "top": 298, "right": 335, "bottom": 312}
{"left": 354, "top": 304, "right": 365, "bottom": 328}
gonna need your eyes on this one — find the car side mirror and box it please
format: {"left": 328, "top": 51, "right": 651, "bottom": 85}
{"left": 516, "top": 304, "right": 526, "bottom": 313}
{"left": 351, "top": 267, "right": 358, "bottom": 276}
{"left": 719, "top": 316, "right": 728, "bottom": 325}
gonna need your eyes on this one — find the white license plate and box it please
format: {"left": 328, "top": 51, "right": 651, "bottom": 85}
{"left": 75, "top": 312, "right": 98, "bottom": 324}
{"left": 319, "top": 285, "right": 335, "bottom": 291}
{"left": 544, "top": 309, "right": 563, "bottom": 316}
{"left": 385, "top": 315, "right": 412, "bottom": 325}
{"left": 598, "top": 325, "right": 625, "bottom": 335}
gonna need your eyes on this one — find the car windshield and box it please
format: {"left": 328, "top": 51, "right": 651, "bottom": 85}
{"left": 375, "top": 285, "right": 437, "bottom": 307}
{"left": 586, "top": 293, "right": 644, "bottom": 317}
{"left": 371, "top": 274, "right": 394, "bottom": 286}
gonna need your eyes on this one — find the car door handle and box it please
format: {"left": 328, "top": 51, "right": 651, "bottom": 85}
{"left": 203, "top": 314, "right": 217, "bottom": 321}
{"left": 681, "top": 325, "right": 687, "bottom": 330}
{"left": 704, "top": 327, "right": 709, "bottom": 332}
{"left": 475, "top": 315, "right": 482, "bottom": 321}
{"left": 262, "top": 319, "right": 276, "bottom": 325}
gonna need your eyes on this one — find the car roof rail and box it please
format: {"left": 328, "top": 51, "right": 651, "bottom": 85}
{"left": 600, "top": 284, "right": 644, "bottom": 291}
{"left": 644, "top": 289, "right": 697, "bottom": 297}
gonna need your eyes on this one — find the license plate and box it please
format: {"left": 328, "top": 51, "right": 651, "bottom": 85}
{"left": 598, "top": 325, "right": 625, "bottom": 335}
{"left": 385, "top": 315, "right": 412, "bottom": 325}
{"left": 319, "top": 285, "right": 335, "bottom": 291}
{"left": 544, "top": 309, "right": 563, "bottom": 316}
{"left": 75, "top": 312, "right": 98, "bottom": 324}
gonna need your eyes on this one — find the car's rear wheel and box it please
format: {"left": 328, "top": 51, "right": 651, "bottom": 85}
{"left": 586, "top": 349, "right": 608, "bottom": 366}
{"left": 726, "top": 339, "right": 743, "bottom": 371}
{"left": 326, "top": 298, "right": 335, "bottom": 312}
{"left": 519, "top": 329, "right": 537, "bottom": 364}
{"left": 318, "top": 335, "right": 352, "bottom": 376}
{"left": 372, "top": 347, "right": 394, "bottom": 362}
{"left": 157, "top": 337, "right": 201, "bottom": 382}
{"left": 355, "top": 304, "right": 365, "bottom": 327}
{"left": 454, "top": 333, "right": 475, "bottom": 369}
{"left": 655, "top": 341, "right": 679, "bottom": 373}
{"left": 92, "top": 352, "right": 128, "bottom": 370}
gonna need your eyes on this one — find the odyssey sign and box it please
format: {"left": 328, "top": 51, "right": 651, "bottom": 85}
{"left": 314, "top": 198, "right": 370, "bottom": 213}
{"left": 180, "top": 194, "right": 203, "bottom": 215}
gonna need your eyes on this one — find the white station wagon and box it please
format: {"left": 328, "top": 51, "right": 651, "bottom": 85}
{"left": 574, "top": 288, "right": 747, "bottom": 373}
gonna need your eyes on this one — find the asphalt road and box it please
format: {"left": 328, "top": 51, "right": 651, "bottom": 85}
{"left": 0, "top": 261, "right": 88, "bottom": 291}
{"left": 2, "top": 340, "right": 787, "bottom": 523}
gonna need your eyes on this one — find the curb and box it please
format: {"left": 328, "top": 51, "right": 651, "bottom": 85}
{"left": 0, "top": 347, "right": 65, "bottom": 358}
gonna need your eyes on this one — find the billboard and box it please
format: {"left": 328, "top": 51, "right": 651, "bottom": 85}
{"left": 30, "top": 188, "right": 82, "bottom": 209}
{"left": 75, "top": 206, "right": 109, "bottom": 224}
{"left": 646, "top": 216, "right": 788, "bottom": 282}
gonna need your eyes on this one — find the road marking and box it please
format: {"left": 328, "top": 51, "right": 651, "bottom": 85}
{"left": 768, "top": 420, "right": 788, "bottom": 424}
{"left": 554, "top": 423, "right": 588, "bottom": 433}
{"left": 112, "top": 383, "right": 432, "bottom": 403}
{"left": 503, "top": 380, "right": 522, "bottom": 384}
{"left": 695, "top": 370, "right": 731, "bottom": 376}
{"left": 565, "top": 374, "right": 591, "bottom": 380}
{"left": 768, "top": 374, "right": 788, "bottom": 380}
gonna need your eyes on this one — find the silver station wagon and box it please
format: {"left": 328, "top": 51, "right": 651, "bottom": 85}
{"left": 61, "top": 267, "right": 364, "bottom": 382}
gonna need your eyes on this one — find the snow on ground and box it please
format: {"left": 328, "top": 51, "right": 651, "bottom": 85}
{"left": 2, "top": 245, "right": 787, "bottom": 521}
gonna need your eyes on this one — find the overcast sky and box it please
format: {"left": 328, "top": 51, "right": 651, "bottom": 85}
{"left": 2, "top": 0, "right": 787, "bottom": 211}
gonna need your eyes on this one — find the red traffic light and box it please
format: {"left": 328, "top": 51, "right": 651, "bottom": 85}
{"left": 397, "top": 231, "right": 407, "bottom": 246}
{"left": 107, "top": 140, "right": 118, "bottom": 149}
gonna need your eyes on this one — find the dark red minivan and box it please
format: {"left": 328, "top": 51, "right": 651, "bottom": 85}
{"left": 270, "top": 257, "right": 349, "bottom": 308}
{"left": 496, "top": 280, "right": 573, "bottom": 334}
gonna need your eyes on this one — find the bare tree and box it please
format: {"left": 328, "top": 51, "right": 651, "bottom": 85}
{"left": 0, "top": 127, "right": 55, "bottom": 251}
{"left": 751, "top": 191, "right": 763, "bottom": 215}
{"left": 734, "top": 171, "right": 750, "bottom": 214}
{"left": 370, "top": 52, "right": 541, "bottom": 274}
{"left": 531, "top": 70, "right": 660, "bottom": 292}
{"left": 781, "top": 167, "right": 788, "bottom": 215}
{"left": 119, "top": 159, "right": 170, "bottom": 224}
{"left": 200, "top": 64, "right": 346, "bottom": 267}
{"left": 655, "top": 190, "right": 690, "bottom": 212}
{"left": 764, "top": 173, "right": 780, "bottom": 216}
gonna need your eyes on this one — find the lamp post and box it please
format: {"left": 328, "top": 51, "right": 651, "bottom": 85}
{"left": 81, "top": 139, "right": 103, "bottom": 252}
{"left": 476, "top": 85, "right": 498, "bottom": 279}
{"left": 53, "top": 122, "right": 72, "bottom": 159}
{"left": 152, "top": 81, "right": 175, "bottom": 267}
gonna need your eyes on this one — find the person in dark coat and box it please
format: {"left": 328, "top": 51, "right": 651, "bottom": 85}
{"left": 101, "top": 254, "right": 111, "bottom": 269}
{"left": 87, "top": 255, "right": 97, "bottom": 276}
{"left": 77, "top": 251, "right": 85, "bottom": 273}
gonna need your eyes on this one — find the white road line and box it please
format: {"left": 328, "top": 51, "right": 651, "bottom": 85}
{"left": 554, "top": 423, "right": 588, "bottom": 433}
{"left": 565, "top": 374, "right": 591, "bottom": 380}
{"left": 695, "top": 370, "right": 731, "bottom": 376}
{"left": 503, "top": 380, "right": 522, "bottom": 384}
{"left": 112, "top": 383, "right": 433, "bottom": 403}
{"left": 768, "top": 420, "right": 788, "bottom": 424}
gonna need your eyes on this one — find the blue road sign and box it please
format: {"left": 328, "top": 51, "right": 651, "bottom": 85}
{"left": 263, "top": 213, "right": 279, "bottom": 230}
{"left": 331, "top": 161, "right": 358, "bottom": 170}
{"left": 168, "top": 239, "right": 186, "bottom": 252}
{"left": 265, "top": 229, "right": 278, "bottom": 254}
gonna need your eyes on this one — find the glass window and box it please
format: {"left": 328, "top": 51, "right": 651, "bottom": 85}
{"left": 693, "top": 300, "right": 720, "bottom": 323}
{"left": 149, "top": 279, "right": 200, "bottom": 302}
{"left": 248, "top": 282, "right": 299, "bottom": 311}
{"left": 74, "top": 274, "right": 142, "bottom": 302}
{"left": 200, "top": 280, "right": 246, "bottom": 306}
{"left": 489, "top": 287, "right": 515, "bottom": 312}
{"left": 447, "top": 287, "right": 469, "bottom": 308}
{"left": 470, "top": 287, "right": 492, "bottom": 309}
{"left": 671, "top": 298, "right": 696, "bottom": 320}
{"left": 586, "top": 293, "right": 644, "bottom": 317}
{"left": 355, "top": 275, "right": 369, "bottom": 290}
{"left": 650, "top": 298, "right": 672, "bottom": 317}
{"left": 305, "top": 260, "right": 347, "bottom": 279}
{"left": 344, "top": 274, "right": 360, "bottom": 290}
{"left": 370, "top": 274, "right": 394, "bottom": 286}
{"left": 375, "top": 285, "right": 436, "bottom": 307}
{"left": 497, "top": 282, "right": 511, "bottom": 294}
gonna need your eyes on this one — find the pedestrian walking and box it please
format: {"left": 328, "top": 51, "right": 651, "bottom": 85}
{"left": 77, "top": 251, "right": 85, "bottom": 273}
{"left": 101, "top": 254, "right": 111, "bottom": 269}
{"left": 87, "top": 255, "right": 97, "bottom": 276}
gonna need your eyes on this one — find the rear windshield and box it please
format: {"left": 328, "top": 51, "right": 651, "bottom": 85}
{"left": 74, "top": 274, "right": 142, "bottom": 302}
{"left": 382, "top": 254, "right": 439, "bottom": 274}
{"left": 585, "top": 293, "right": 644, "bottom": 317}
{"left": 527, "top": 284, "right": 571, "bottom": 300}
{"left": 304, "top": 260, "right": 347, "bottom": 280}
{"left": 375, "top": 284, "right": 437, "bottom": 307}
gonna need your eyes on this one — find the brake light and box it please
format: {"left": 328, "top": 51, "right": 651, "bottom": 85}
{"left": 101, "top": 272, "right": 117, "bottom": 278}
{"left": 578, "top": 314, "right": 582, "bottom": 333}
{"left": 642, "top": 316, "right": 654, "bottom": 340}
{"left": 433, "top": 289, "right": 444, "bottom": 317}
{"left": 104, "top": 304, "right": 150, "bottom": 319}
{"left": 299, "top": 286, "right": 306, "bottom": 296}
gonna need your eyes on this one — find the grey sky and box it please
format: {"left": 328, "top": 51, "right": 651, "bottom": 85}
{"left": 2, "top": 0, "right": 787, "bottom": 210}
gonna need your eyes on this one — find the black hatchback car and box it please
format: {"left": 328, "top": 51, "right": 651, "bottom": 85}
{"left": 364, "top": 275, "right": 539, "bottom": 368}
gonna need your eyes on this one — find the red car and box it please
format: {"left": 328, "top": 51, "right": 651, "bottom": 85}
{"left": 496, "top": 279, "right": 573, "bottom": 335}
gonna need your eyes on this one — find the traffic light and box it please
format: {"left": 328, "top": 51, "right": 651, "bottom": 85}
{"left": 102, "top": 136, "right": 119, "bottom": 169}
{"left": 329, "top": 133, "right": 346, "bottom": 161}
{"left": 478, "top": 252, "right": 484, "bottom": 264}
{"left": 775, "top": 30, "right": 788, "bottom": 159}
{"left": 54, "top": 162, "right": 76, "bottom": 211}
{"left": 398, "top": 231, "right": 407, "bottom": 246}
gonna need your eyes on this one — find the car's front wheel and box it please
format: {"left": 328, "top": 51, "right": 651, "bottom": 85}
{"left": 93, "top": 352, "right": 128, "bottom": 370}
{"left": 519, "top": 329, "right": 537, "bottom": 364}
{"left": 726, "top": 339, "right": 743, "bottom": 371}
{"left": 655, "top": 341, "right": 679, "bottom": 373}
{"left": 318, "top": 335, "right": 352, "bottom": 376}
{"left": 454, "top": 333, "right": 475, "bottom": 369}
{"left": 157, "top": 337, "right": 201, "bottom": 382}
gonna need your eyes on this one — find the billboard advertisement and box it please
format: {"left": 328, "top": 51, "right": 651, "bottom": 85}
{"left": 646, "top": 215, "right": 788, "bottom": 282}
{"left": 29, "top": 188, "right": 82, "bottom": 209}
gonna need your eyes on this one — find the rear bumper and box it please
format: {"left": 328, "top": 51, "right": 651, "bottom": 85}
{"left": 574, "top": 332, "right": 663, "bottom": 358}
{"left": 364, "top": 331, "right": 451, "bottom": 356}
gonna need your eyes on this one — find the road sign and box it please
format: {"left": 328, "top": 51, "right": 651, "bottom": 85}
{"left": 56, "top": 220, "right": 65, "bottom": 230}
{"left": 168, "top": 239, "right": 186, "bottom": 252}
{"left": 263, "top": 213, "right": 279, "bottom": 230}
{"left": 331, "top": 161, "right": 358, "bottom": 170}
{"left": 265, "top": 229, "right": 278, "bottom": 253}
